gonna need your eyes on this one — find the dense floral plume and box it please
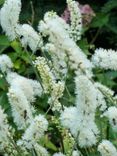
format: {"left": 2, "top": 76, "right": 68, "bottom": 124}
{"left": 98, "top": 140, "right": 117, "bottom": 156}
{"left": 0, "top": 0, "right": 21, "bottom": 40}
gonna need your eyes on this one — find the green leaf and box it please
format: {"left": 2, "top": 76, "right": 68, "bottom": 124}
{"left": 45, "top": 140, "right": 57, "bottom": 151}
{"left": 0, "top": 77, "right": 7, "bottom": 90}
{"left": 0, "top": 46, "right": 8, "bottom": 54}
{"left": 11, "top": 40, "right": 22, "bottom": 53}
{"left": 41, "top": 135, "right": 57, "bottom": 151}
{"left": 78, "top": 39, "right": 90, "bottom": 55}
{"left": 96, "top": 73, "right": 116, "bottom": 88}
{"left": 91, "top": 13, "right": 109, "bottom": 28}
{"left": 20, "top": 51, "right": 31, "bottom": 63}
{"left": 107, "top": 23, "right": 117, "bottom": 34}
{"left": 0, "top": 35, "right": 10, "bottom": 46}
{"left": 105, "top": 71, "right": 117, "bottom": 79}
{"left": 0, "top": 92, "right": 9, "bottom": 110}
{"left": 9, "top": 52, "right": 19, "bottom": 62}
{"left": 0, "top": 0, "right": 4, "bottom": 5}
{"left": 14, "top": 59, "right": 22, "bottom": 69}
{"left": 102, "top": 0, "right": 117, "bottom": 13}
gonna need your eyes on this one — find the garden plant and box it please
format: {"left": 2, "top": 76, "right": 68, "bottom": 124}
{"left": 0, "top": 0, "right": 117, "bottom": 156}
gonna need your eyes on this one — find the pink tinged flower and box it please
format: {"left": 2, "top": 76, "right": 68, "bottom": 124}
{"left": 80, "top": 4, "right": 95, "bottom": 16}
{"left": 80, "top": 4, "right": 96, "bottom": 25}
{"left": 61, "top": 3, "right": 95, "bottom": 26}
{"left": 61, "top": 7, "right": 70, "bottom": 23}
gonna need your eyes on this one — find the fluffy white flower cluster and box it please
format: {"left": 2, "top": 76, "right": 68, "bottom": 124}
{"left": 0, "top": 104, "right": 48, "bottom": 155}
{"left": 0, "top": 0, "right": 43, "bottom": 52}
{"left": 44, "top": 43, "right": 68, "bottom": 79}
{"left": 0, "top": 54, "right": 43, "bottom": 129}
{"left": 0, "top": 106, "right": 17, "bottom": 155}
{"left": 0, "top": 55, "right": 47, "bottom": 154}
{"left": 7, "top": 71, "right": 43, "bottom": 103}
{"left": 0, "top": 0, "right": 21, "bottom": 40}
{"left": 7, "top": 86, "right": 33, "bottom": 130}
{"left": 1, "top": 60, "right": 48, "bottom": 155}
{"left": 17, "top": 115, "right": 48, "bottom": 153}
{"left": 53, "top": 152, "right": 65, "bottom": 156}
{"left": 75, "top": 75, "right": 99, "bottom": 147}
{"left": 61, "top": 75, "right": 99, "bottom": 147}
{"left": 53, "top": 150, "right": 80, "bottom": 156}
{"left": 17, "top": 24, "right": 43, "bottom": 52}
{"left": 0, "top": 54, "right": 48, "bottom": 153}
{"left": 95, "top": 82, "right": 114, "bottom": 97}
{"left": 103, "top": 106, "right": 117, "bottom": 132}
{"left": 6, "top": 71, "right": 43, "bottom": 129}
{"left": 98, "top": 140, "right": 117, "bottom": 156}
{"left": 60, "top": 107, "right": 78, "bottom": 137}
{"left": 92, "top": 48, "right": 117, "bottom": 71}
{"left": 33, "top": 143, "right": 49, "bottom": 156}
{"left": 95, "top": 82, "right": 116, "bottom": 108}
{"left": 34, "top": 56, "right": 55, "bottom": 93}
{"left": 95, "top": 87, "right": 107, "bottom": 111}
{"left": 39, "top": 11, "right": 93, "bottom": 78}
{"left": 48, "top": 81, "right": 64, "bottom": 111}
{"left": 67, "top": 0, "right": 82, "bottom": 42}
{"left": 72, "top": 150, "right": 80, "bottom": 156}
{"left": 93, "top": 82, "right": 117, "bottom": 111}
{"left": 34, "top": 56, "right": 64, "bottom": 111}
{"left": 39, "top": 11, "right": 70, "bottom": 37}
{"left": 0, "top": 54, "right": 13, "bottom": 73}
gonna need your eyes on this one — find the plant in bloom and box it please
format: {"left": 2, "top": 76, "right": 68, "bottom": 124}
{"left": 0, "top": 0, "right": 117, "bottom": 155}
{"left": 61, "top": 1, "right": 95, "bottom": 26}
{"left": 98, "top": 140, "right": 117, "bottom": 156}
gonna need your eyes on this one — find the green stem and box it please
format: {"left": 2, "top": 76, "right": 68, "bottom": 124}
{"left": 7, "top": 135, "right": 22, "bottom": 156}
{"left": 25, "top": 48, "right": 43, "bottom": 90}
{"left": 106, "top": 121, "right": 110, "bottom": 140}
{"left": 60, "top": 133, "right": 65, "bottom": 154}
{"left": 90, "top": 28, "right": 101, "bottom": 45}
{"left": 84, "top": 148, "right": 90, "bottom": 156}
{"left": 30, "top": 1, "right": 35, "bottom": 26}
{"left": 65, "top": 86, "right": 72, "bottom": 98}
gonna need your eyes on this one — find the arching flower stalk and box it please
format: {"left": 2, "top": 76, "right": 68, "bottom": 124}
{"left": 92, "top": 48, "right": 117, "bottom": 71}
{"left": 0, "top": 106, "right": 18, "bottom": 155}
{"left": 67, "top": 0, "right": 82, "bottom": 42}
{"left": 7, "top": 86, "right": 33, "bottom": 130}
{"left": 44, "top": 43, "right": 68, "bottom": 79}
{"left": 0, "top": 54, "right": 13, "bottom": 73}
{"left": 102, "top": 106, "right": 117, "bottom": 132}
{"left": 61, "top": 75, "right": 99, "bottom": 148}
{"left": 98, "top": 140, "right": 117, "bottom": 156}
{"left": 39, "top": 11, "right": 93, "bottom": 78}
{"left": 16, "top": 24, "right": 43, "bottom": 52}
{"left": 34, "top": 56, "right": 65, "bottom": 112}
{"left": 0, "top": 0, "right": 21, "bottom": 40}
{"left": 17, "top": 115, "right": 48, "bottom": 156}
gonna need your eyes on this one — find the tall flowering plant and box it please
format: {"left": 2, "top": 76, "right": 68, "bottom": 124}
{"left": 0, "top": 0, "right": 117, "bottom": 156}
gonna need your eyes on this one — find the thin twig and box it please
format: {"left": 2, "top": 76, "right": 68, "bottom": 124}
{"left": 90, "top": 28, "right": 101, "bottom": 45}
{"left": 24, "top": 48, "right": 44, "bottom": 90}
{"left": 30, "top": 1, "right": 35, "bottom": 26}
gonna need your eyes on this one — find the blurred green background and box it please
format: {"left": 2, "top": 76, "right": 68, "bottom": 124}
{"left": 16, "top": 0, "right": 117, "bottom": 50}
